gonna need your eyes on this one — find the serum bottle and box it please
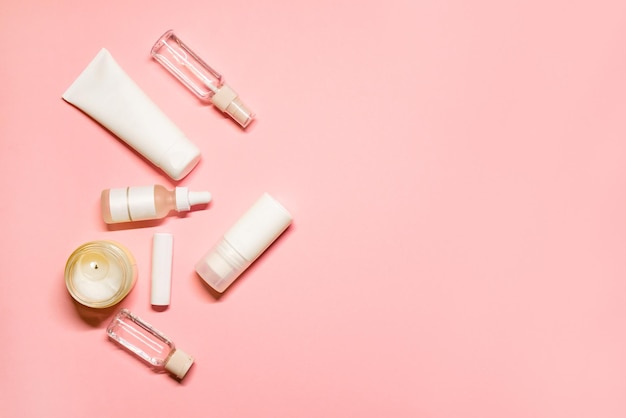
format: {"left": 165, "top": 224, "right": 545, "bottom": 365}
{"left": 106, "top": 309, "right": 194, "bottom": 380}
{"left": 101, "top": 185, "right": 211, "bottom": 224}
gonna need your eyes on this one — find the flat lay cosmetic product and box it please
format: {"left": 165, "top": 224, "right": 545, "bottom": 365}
{"left": 65, "top": 241, "right": 137, "bottom": 308}
{"left": 107, "top": 309, "right": 194, "bottom": 380}
{"left": 195, "top": 193, "right": 292, "bottom": 293}
{"left": 62, "top": 48, "right": 201, "bottom": 180}
{"left": 151, "top": 30, "right": 254, "bottom": 128}
{"left": 101, "top": 185, "right": 212, "bottom": 224}
{"left": 151, "top": 233, "right": 173, "bottom": 307}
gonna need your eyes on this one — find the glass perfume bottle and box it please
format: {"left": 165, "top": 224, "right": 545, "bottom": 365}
{"left": 106, "top": 309, "right": 194, "bottom": 380}
{"left": 151, "top": 30, "right": 254, "bottom": 128}
{"left": 101, "top": 184, "right": 211, "bottom": 224}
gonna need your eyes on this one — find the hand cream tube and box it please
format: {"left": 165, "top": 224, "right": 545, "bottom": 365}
{"left": 62, "top": 48, "right": 201, "bottom": 181}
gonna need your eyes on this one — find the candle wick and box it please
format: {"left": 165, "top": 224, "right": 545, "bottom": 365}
{"left": 90, "top": 261, "right": 99, "bottom": 270}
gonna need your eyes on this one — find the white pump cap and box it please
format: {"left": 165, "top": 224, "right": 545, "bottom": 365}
{"left": 164, "top": 348, "right": 194, "bottom": 380}
{"left": 211, "top": 84, "right": 254, "bottom": 128}
{"left": 195, "top": 193, "right": 292, "bottom": 293}
{"left": 151, "top": 233, "right": 173, "bottom": 306}
{"left": 175, "top": 187, "right": 212, "bottom": 212}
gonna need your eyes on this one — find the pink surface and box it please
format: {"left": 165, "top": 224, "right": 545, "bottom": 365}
{"left": 2, "top": 0, "right": 626, "bottom": 417}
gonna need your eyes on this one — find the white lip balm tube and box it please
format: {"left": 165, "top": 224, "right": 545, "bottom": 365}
{"left": 62, "top": 48, "right": 201, "bottom": 181}
{"left": 151, "top": 233, "right": 173, "bottom": 307}
{"left": 195, "top": 193, "right": 292, "bottom": 293}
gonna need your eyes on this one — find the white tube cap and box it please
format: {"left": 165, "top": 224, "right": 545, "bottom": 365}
{"left": 159, "top": 139, "right": 201, "bottom": 181}
{"left": 195, "top": 193, "right": 292, "bottom": 293}
{"left": 151, "top": 233, "right": 173, "bottom": 306}
{"left": 164, "top": 348, "right": 194, "bottom": 380}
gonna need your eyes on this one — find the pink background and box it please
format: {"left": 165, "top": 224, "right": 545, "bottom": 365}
{"left": 2, "top": 0, "right": 626, "bottom": 417}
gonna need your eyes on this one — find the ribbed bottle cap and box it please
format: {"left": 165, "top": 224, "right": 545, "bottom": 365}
{"left": 165, "top": 349, "right": 194, "bottom": 380}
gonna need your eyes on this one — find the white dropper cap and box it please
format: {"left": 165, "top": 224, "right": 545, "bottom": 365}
{"left": 175, "top": 187, "right": 212, "bottom": 212}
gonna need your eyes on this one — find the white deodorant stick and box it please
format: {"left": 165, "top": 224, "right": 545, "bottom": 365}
{"left": 195, "top": 193, "right": 292, "bottom": 293}
{"left": 151, "top": 233, "right": 173, "bottom": 306}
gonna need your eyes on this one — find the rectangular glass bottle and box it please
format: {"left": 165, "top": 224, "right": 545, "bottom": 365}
{"left": 106, "top": 309, "right": 194, "bottom": 380}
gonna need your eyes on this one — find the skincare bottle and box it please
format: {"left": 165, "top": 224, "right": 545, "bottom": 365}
{"left": 107, "top": 309, "right": 194, "bottom": 380}
{"left": 101, "top": 185, "right": 211, "bottom": 224}
{"left": 64, "top": 241, "right": 137, "bottom": 308}
{"left": 62, "top": 49, "right": 201, "bottom": 180}
{"left": 151, "top": 30, "right": 254, "bottom": 128}
{"left": 195, "top": 193, "right": 292, "bottom": 293}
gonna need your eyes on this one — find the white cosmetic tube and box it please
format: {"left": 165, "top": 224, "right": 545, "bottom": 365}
{"left": 62, "top": 48, "right": 201, "bottom": 181}
{"left": 195, "top": 193, "right": 292, "bottom": 293}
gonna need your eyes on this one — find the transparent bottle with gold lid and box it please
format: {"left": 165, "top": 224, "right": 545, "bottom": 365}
{"left": 107, "top": 308, "right": 194, "bottom": 380}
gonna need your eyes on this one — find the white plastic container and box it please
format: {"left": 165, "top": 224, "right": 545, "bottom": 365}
{"left": 62, "top": 48, "right": 201, "bottom": 180}
{"left": 195, "top": 193, "right": 292, "bottom": 293}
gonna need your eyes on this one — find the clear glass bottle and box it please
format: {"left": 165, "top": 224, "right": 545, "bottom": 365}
{"left": 101, "top": 184, "right": 212, "bottom": 224}
{"left": 65, "top": 241, "right": 137, "bottom": 308}
{"left": 106, "top": 309, "right": 194, "bottom": 380}
{"left": 151, "top": 30, "right": 255, "bottom": 128}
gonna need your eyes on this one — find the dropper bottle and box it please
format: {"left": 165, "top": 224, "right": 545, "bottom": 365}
{"left": 101, "top": 185, "right": 211, "bottom": 224}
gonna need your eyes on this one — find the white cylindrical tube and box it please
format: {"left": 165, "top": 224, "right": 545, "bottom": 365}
{"left": 151, "top": 233, "right": 173, "bottom": 306}
{"left": 195, "top": 193, "right": 292, "bottom": 293}
{"left": 151, "top": 30, "right": 255, "bottom": 128}
{"left": 62, "top": 48, "right": 201, "bottom": 180}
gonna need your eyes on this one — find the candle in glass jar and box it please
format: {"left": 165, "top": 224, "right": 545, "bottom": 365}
{"left": 65, "top": 241, "right": 137, "bottom": 308}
